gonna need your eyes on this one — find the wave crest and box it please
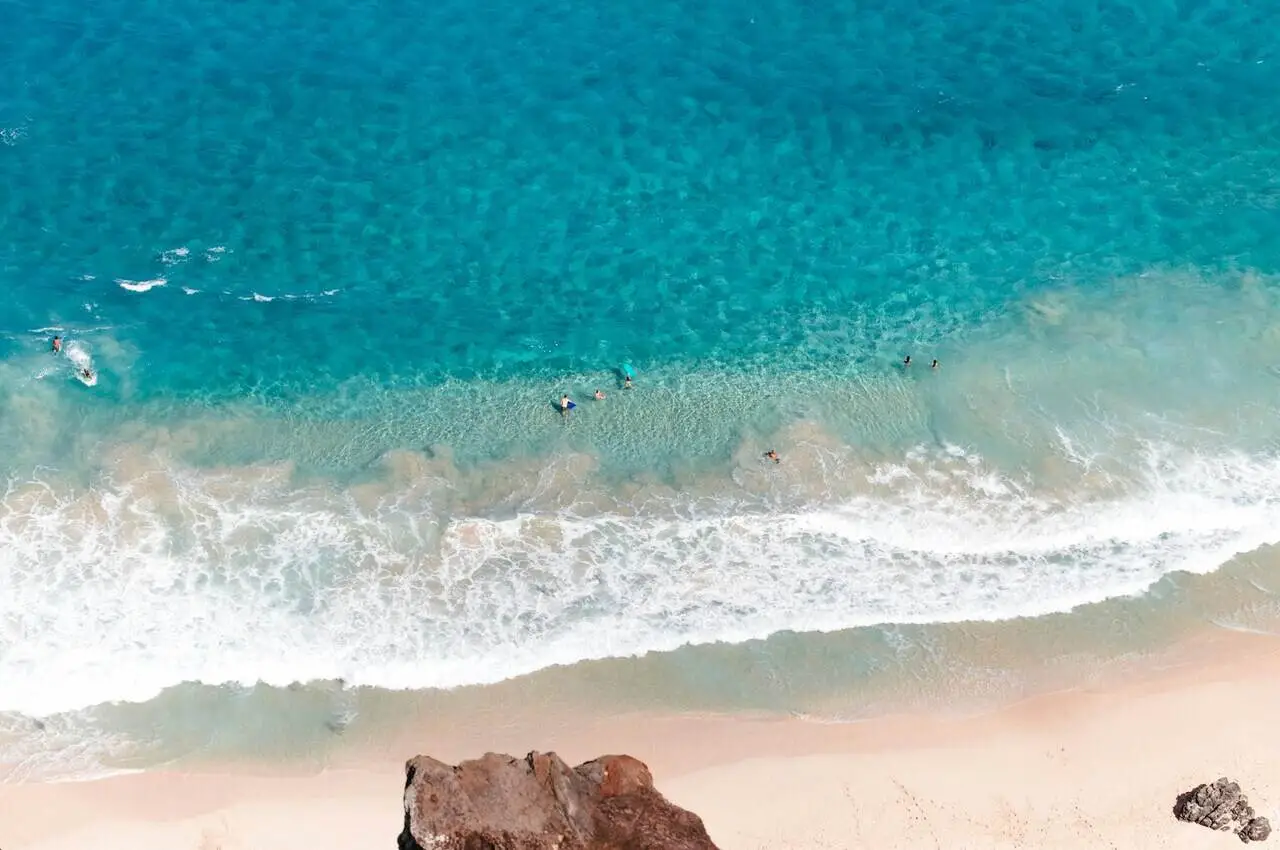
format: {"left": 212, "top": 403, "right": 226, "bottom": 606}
{"left": 1, "top": 436, "right": 1276, "bottom": 716}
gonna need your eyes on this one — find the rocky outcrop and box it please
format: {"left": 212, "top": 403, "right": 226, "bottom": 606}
{"left": 1174, "top": 777, "right": 1271, "bottom": 843}
{"left": 399, "top": 751, "right": 719, "bottom": 850}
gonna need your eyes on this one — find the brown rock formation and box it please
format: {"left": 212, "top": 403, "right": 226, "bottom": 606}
{"left": 399, "top": 751, "right": 719, "bottom": 850}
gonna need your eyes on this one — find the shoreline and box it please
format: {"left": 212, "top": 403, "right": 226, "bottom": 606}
{"left": 3, "top": 628, "right": 1278, "bottom": 849}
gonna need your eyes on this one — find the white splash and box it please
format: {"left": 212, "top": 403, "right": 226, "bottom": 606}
{"left": 115, "top": 278, "right": 167, "bottom": 293}
{"left": 158, "top": 247, "right": 190, "bottom": 266}
{"left": 0, "top": 125, "right": 26, "bottom": 147}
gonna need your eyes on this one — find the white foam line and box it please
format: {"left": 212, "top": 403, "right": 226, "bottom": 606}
{"left": 45, "top": 767, "right": 148, "bottom": 784}
{"left": 115, "top": 278, "right": 167, "bottom": 293}
{"left": 0, "top": 443, "right": 1278, "bottom": 716}
{"left": 238, "top": 290, "right": 340, "bottom": 302}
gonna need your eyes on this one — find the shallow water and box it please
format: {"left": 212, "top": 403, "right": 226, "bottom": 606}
{"left": 3, "top": 0, "right": 1280, "bottom": 778}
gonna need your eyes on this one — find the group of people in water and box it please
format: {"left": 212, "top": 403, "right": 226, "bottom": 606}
{"left": 50, "top": 335, "right": 95, "bottom": 382}
{"left": 558, "top": 373, "right": 632, "bottom": 412}
{"left": 49, "top": 332, "right": 942, "bottom": 459}
{"left": 559, "top": 374, "right": 632, "bottom": 412}
{"left": 555, "top": 355, "right": 938, "bottom": 467}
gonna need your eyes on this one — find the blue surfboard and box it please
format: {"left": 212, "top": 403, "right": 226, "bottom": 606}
{"left": 621, "top": 362, "right": 635, "bottom": 379}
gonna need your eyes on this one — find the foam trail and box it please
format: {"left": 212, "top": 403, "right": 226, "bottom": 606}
{"left": 63, "top": 341, "right": 92, "bottom": 371}
{"left": 115, "top": 278, "right": 166, "bottom": 293}
{"left": 1, "top": 441, "right": 1277, "bottom": 716}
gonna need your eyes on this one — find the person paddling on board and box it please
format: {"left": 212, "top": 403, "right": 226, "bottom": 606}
{"left": 623, "top": 375, "right": 633, "bottom": 389}
{"left": 931, "top": 359, "right": 939, "bottom": 369}
{"left": 764, "top": 449, "right": 780, "bottom": 464}
{"left": 51, "top": 335, "right": 62, "bottom": 354}
{"left": 903, "top": 355, "right": 911, "bottom": 367}
{"left": 593, "top": 389, "right": 606, "bottom": 400}
{"left": 81, "top": 367, "right": 94, "bottom": 381}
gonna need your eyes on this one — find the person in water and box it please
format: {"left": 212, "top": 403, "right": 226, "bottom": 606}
{"left": 81, "top": 368, "right": 94, "bottom": 381}
{"left": 764, "top": 449, "right": 780, "bottom": 464}
{"left": 560, "top": 394, "right": 571, "bottom": 412}
{"left": 903, "top": 355, "right": 911, "bottom": 366}
{"left": 931, "top": 359, "right": 939, "bottom": 369}
{"left": 51, "top": 335, "right": 61, "bottom": 354}
{"left": 593, "top": 389, "right": 606, "bottom": 400}
{"left": 623, "top": 375, "right": 633, "bottom": 389}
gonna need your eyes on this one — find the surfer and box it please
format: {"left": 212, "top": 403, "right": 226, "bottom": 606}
{"left": 51, "top": 335, "right": 61, "bottom": 354}
{"left": 81, "top": 368, "right": 94, "bottom": 382}
{"left": 623, "top": 375, "right": 633, "bottom": 389}
{"left": 593, "top": 389, "right": 606, "bottom": 400}
{"left": 903, "top": 355, "right": 912, "bottom": 367}
{"left": 764, "top": 449, "right": 780, "bottom": 464}
{"left": 931, "top": 359, "right": 939, "bottom": 369}
{"left": 560, "top": 394, "right": 572, "bottom": 413}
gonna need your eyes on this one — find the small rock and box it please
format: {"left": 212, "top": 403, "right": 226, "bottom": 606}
{"left": 1240, "top": 817, "right": 1272, "bottom": 844}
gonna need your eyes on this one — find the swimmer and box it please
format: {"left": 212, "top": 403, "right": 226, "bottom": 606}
{"left": 903, "top": 355, "right": 911, "bottom": 366}
{"left": 51, "top": 335, "right": 61, "bottom": 354}
{"left": 81, "top": 368, "right": 94, "bottom": 381}
{"left": 593, "top": 389, "right": 606, "bottom": 400}
{"left": 560, "top": 394, "right": 572, "bottom": 414}
{"left": 623, "top": 375, "right": 633, "bottom": 389}
{"left": 931, "top": 359, "right": 939, "bottom": 369}
{"left": 764, "top": 449, "right": 780, "bottom": 464}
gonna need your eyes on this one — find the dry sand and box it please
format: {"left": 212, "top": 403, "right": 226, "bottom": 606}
{"left": 2, "top": 629, "right": 1277, "bottom": 850}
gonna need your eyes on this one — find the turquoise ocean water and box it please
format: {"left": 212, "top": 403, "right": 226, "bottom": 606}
{"left": 3, "top": 0, "right": 1280, "bottom": 777}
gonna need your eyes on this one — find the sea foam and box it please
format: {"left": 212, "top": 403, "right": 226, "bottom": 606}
{"left": 114, "top": 278, "right": 167, "bottom": 293}
{"left": 1, "top": 438, "right": 1276, "bottom": 716}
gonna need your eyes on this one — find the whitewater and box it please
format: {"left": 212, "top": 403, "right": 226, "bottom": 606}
{"left": 3, "top": 414, "right": 1279, "bottom": 716}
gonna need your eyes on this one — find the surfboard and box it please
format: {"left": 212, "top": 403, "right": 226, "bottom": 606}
{"left": 621, "top": 362, "right": 635, "bottom": 379}
{"left": 552, "top": 400, "right": 576, "bottom": 411}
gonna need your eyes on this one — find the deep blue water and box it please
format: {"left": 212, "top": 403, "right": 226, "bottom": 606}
{"left": 2, "top": 0, "right": 1277, "bottom": 402}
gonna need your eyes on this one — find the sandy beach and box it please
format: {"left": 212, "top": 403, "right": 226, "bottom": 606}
{"left": 1, "top": 629, "right": 1276, "bottom": 850}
